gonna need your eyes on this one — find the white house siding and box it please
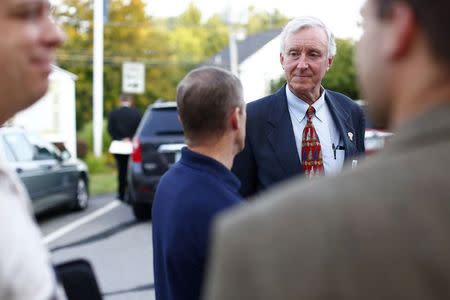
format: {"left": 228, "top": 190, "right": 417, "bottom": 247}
{"left": 239, "top": 35, "right": 285, "bottom": 103}
{"left": 12, "top": 67, "right": 78, "bottom": 157}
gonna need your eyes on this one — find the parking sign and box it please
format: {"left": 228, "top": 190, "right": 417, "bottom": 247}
{"left": 122, "top": 62, "right": 145, "bottom": 94}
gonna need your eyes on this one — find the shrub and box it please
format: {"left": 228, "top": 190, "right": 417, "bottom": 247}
{"left": 77, "top": 119, "right": 112, "bottom": 156}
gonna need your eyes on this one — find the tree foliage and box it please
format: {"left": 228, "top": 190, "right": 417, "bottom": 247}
{"left": 246, "top": 7, "right": 288, "bottom": 34}
{"left": 323, "top": 39, "right": 360, "bottom": 99}
{"left": 55, "top": 0, "right": 229, "bottom": 131}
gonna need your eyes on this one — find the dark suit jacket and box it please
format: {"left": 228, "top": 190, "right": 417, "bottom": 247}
{"left": 107, "top": 106, "right": 142, "bottom": 141}
{"left": 232, "top": 85, "right": 365, "bottom": 197}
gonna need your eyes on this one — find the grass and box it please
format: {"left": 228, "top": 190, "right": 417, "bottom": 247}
{"left": 89, "top": 170, "right": 117, "bottom": 196}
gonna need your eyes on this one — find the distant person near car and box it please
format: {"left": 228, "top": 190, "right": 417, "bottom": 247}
{"left": 152, "top": 66, "right": 245, "bottom": 300}
{"left": 108, "top": 94, "right": 142, "bottom": 200}
{"left": 0, "top": 0, "right": 66, "bottom": 299}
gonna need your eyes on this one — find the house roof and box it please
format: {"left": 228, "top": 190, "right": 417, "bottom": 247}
{"left": 204, "top": 28, "right": 282, "bottom": 70}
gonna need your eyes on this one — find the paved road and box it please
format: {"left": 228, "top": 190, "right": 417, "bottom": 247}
{"left": 37, "top": 194, "right": 155, "bottom": 300}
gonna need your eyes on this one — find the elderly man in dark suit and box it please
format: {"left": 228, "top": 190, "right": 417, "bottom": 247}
{"left": 204, "top": 0, "right": 450, "bottom": 299}
{"left": 233, "top": 16, "right": 365, "bottom": 198}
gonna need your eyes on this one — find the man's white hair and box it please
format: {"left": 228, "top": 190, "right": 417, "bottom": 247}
{"left": 280, "top": 16, "right": 336, "bottom": 59}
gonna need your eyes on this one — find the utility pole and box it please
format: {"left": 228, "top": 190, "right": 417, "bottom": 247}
{"left": 93, "top": 0, "right": 104, "bottom": 157}
{"left": 228, "top": 2, "right": 239, "bottom": 77}
{"left": 228, "top": 26, "right": 239, "bottom": 77}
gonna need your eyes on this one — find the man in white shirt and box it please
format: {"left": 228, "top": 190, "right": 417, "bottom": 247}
{"left": 0, "top": 0, "right": 65, "bottom": 299}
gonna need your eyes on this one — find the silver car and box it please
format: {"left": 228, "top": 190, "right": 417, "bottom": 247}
{"left": 0, "top": 126, "right": 89, "bottom": 215}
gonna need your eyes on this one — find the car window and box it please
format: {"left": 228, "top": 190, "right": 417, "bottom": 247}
{"left": 0, "top": 137, "right": 17, "bottom": 162}
{"left": 3, "top": 133, "right": 34, "bottom": 161}
{"left": 27, "top": 133, "right": 59, "bottom": 161}
{"left": 141, "top": 108, "right": 183, "bottom": 136}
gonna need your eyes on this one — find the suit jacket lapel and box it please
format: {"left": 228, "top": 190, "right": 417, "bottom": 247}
{"left": 267, "top": 86, "right": 302, "bottom": 177}
{"left": 325, "top": 92, "right": 357, "bottom": 159}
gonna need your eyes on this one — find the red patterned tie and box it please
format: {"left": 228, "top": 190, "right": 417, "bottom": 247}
{"left": 301, "top": 106, "right": 324, "bottom": 178}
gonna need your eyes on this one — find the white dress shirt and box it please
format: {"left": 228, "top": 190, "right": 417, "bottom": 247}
{"left": 286, "top": 85, "right": 345, "bottom": 175}
{"left": 0, "top": 162, "right": 65, "bottom": 300}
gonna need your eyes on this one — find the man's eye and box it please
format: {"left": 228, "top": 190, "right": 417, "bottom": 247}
{"left": 15, "top": 4, "right": 47, "bottom": 20}
{"left": 23, "top": 9, "right": 39, "bottom": 19}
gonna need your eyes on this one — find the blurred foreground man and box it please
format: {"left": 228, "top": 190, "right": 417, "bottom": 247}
{"left": 152, "top": 67, "right": 245, "bottom": 300}
{"left": 0, "top": 0, "right": 65, "bottom": 299}
{"left": 204, "top": 0, "right": 450, "bottom": 299}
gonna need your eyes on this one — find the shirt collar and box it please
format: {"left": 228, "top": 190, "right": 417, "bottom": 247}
{"left": 120, "top": 102, "right": 132, "bottom": 108}
{"left": 286, "top": 85, "right": 327, "bottom": 122}
{"left": 179, "top": 147, "right": 241, "bottom": 191}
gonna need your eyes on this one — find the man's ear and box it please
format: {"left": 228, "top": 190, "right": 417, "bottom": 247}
{"left": 383, "top": 2, "right": 417, "bottom": 60}
{"left": 280, "top": 52, "right": 285, "bottom": 68}
{"left": 327, "top": 56, "right": 334, "bottom": 71}
{"left": 230, "top": 107, "right": 241, "bottom": 130}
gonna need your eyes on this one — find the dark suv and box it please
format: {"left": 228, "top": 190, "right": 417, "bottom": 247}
{"left": 126, "top": 102, "right": 184, "bottom": 220}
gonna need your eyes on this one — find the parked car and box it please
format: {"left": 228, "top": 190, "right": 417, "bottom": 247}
{"left": 126, "top": 102, "right": 185, "bottom": 220}
{"left": 357, "top": 100, "right": 394, "bottom": 154}
{"left": 364, "top": 128, "right": 394, "bottom": 154}
{"left": 0, "top": 126, "right": 89, "bottom": 215}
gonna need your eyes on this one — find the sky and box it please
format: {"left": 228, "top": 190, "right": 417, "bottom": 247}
{"left": 145, "top": 0, "right": 366, "bottom": 39}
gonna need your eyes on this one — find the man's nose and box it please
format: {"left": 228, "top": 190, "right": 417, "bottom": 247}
{"left": 296, "top": 55, "right": 309, "bottom": 70}
{"left": 42, "top": 16, "right": 66, "bottom": 48}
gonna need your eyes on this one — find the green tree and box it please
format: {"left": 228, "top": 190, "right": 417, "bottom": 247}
{"left": 204, "top": 15, "right": 229, "bottom": 56}
{"left": 55, "top": 0, "right": 230, "bottom": 133}
{"left": 55, "top": 0, "right": 175, "bottom": 130}
{"left": 104, "top": 0, "right": 175, "bottom": 109}
{"left": 246, "top": 7, "right": 288, "bottom": 34}
{"left": 270, "top": 76, "right": 286, "bottom": 93}
{"left": 166, "top": 4, "right": 229, "bottom": 64}
{"left": 54, "top": 0, "right": 93, "bottom": 130}
{"left": 323, "top": 39, "right": 360, "bottom": 99}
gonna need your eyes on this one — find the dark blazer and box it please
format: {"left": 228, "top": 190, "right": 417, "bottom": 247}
{"left": 232, "top": 85, "right": 365, "bottom": 197}
{"left": 107, "top": 106, "right": 142, "bottom": 141}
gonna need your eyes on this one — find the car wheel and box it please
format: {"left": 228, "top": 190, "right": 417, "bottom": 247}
{"left": 72, "top": 177, "right": 89, "bottom": 210}
{"left": 132, "top": 203, "right": 151, "bottom": 221}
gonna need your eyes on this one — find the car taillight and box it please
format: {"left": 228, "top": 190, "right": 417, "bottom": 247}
{"left": 131, "top": 138, "right": 142, "bottom": 163}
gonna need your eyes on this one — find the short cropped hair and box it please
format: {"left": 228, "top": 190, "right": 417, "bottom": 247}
{"left": 280, "top": 16, "right": 336, "bottom": 58}
{"left": 375, "top": 0, "right": 450, "bottom": 68}
{"left": 176, "top": 66, "right": 244, "bottom": 144}
{"left": 120, "top": 94, "right": 133, "bottom": 102}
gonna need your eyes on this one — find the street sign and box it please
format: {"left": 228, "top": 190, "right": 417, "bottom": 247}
{"left": 122, "top": 62, "right": 145, "bottom": 94}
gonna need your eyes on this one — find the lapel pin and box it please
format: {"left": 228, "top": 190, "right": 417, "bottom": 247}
{"left": 348, "top": 132, "right": 354, "bottom": 141}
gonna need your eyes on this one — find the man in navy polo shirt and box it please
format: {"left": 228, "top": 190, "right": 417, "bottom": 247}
{"left": 152, "top": 66, "right": 246, "bottom": 300}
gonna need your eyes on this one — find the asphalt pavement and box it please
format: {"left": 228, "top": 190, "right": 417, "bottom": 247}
{"left": 38, "top": 194, "right": 155, "bottom": 300}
